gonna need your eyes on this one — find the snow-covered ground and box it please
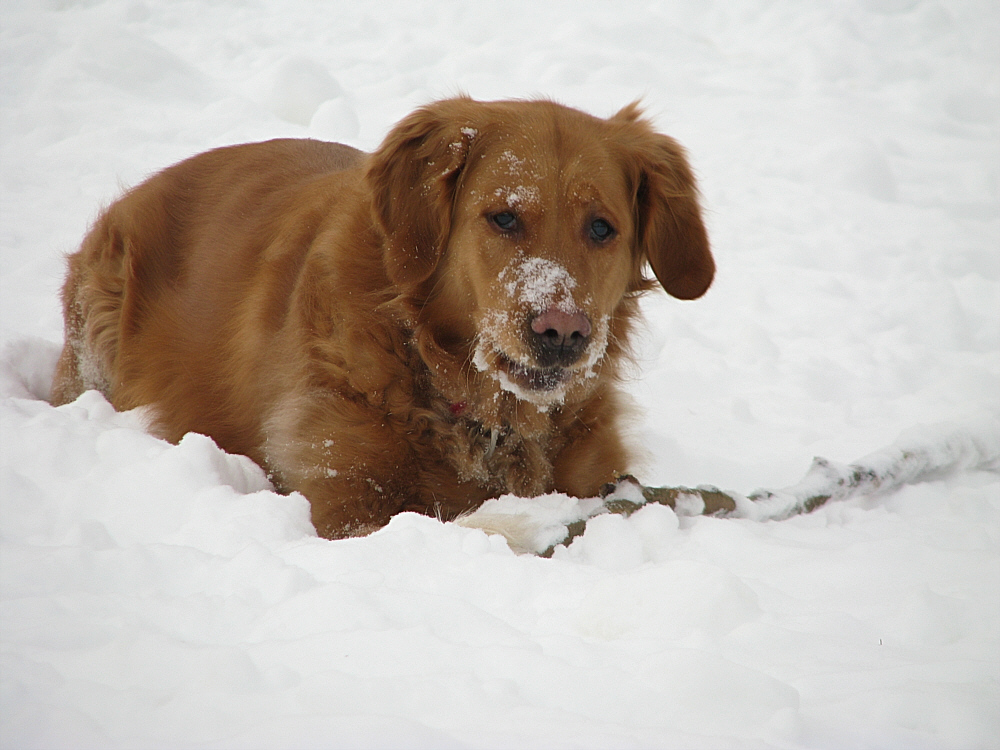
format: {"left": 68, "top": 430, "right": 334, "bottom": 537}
{"left": 2, "top": 1, "right": 998, "bottom": 747}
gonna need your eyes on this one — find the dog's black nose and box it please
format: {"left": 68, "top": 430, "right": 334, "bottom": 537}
{"left": 529, "top": 308, "right": 591, "bottom": 367}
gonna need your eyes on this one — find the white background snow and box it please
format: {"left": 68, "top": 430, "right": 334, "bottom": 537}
{"left": 2, "top": 0, "right": 999, "bottom": 747}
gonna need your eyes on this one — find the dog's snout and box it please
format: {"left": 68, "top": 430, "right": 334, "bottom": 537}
{"left": 529, "top": 309, "right": 591, "bottom": 367}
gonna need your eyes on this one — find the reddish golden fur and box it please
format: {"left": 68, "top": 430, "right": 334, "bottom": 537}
{"left": 51, "top": 97, "right": 713, "bottom": 538}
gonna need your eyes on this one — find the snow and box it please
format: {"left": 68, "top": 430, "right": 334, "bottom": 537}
{"left": 1, "top": 0, "right": 998, "bottom": 747}
{"left": 501, "top": 257, "right": 578, "bottom": 310}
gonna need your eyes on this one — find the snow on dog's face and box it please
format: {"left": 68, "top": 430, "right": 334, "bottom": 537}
{"left": 448, "top": 128, "right": 637, "bottom": 408}
{"left": 371, "top": 97, "right": 714, "bottom": 410}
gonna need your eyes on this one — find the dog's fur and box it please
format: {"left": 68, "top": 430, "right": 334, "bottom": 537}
{"left": 51, "top": 97, "right": 713, "bottom": 538}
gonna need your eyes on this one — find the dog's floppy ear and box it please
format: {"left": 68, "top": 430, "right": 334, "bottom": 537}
{"left": 613, "top": 105, "right": 714, "bottom": 300}
{"left": 367, "top": 98, "right": 475, "bottom": 287}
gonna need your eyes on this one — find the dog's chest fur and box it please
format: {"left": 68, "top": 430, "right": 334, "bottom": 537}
{"left": 418, "top": 374, "right": 556, "bottom": 502}
{"left": 444, "top": 409, "right": 553, "bottom": 499}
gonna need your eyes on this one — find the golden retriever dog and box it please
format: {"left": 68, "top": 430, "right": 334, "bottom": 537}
{"left": 51, "top": 97, "right": 713, "bottom": 539}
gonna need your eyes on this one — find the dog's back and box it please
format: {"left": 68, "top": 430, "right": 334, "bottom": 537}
{"left": 52, "top": 139, "right": 364, "bottom": 466}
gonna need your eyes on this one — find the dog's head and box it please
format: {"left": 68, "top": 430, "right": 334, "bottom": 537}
{"left": 368, "top": 97, "right": 713, "bottom": 409}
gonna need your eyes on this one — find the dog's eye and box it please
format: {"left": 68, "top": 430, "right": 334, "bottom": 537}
{"left": 490, "top": 211, "right": 518, "bottom": 232}
{"left": 589, "top": 218, "right": 615, "bottom": 243}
